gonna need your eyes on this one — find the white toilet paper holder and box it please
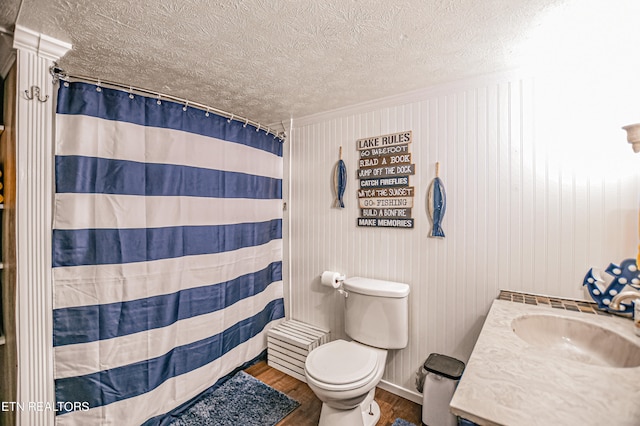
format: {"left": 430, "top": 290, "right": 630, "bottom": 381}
{"left": 321, "top": 271, "right": 348, "bottom": 297}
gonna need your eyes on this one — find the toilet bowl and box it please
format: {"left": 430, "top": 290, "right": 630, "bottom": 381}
{"left": 305, "top": 340, "right": 387, "bottom": 426}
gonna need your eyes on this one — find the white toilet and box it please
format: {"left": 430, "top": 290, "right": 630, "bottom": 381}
{"left": 304, "top": 276, "right": 410, "bottom": 426}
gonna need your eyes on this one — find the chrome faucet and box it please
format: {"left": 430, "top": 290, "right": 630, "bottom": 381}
{"left": 611, "top": 289, "right": 640, "bottom": 337}
{"left": 609, "top": 290, "right": 640, "bottom": 311}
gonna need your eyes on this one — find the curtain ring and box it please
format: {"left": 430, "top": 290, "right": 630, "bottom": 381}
{"left": 227, "top": 114, "right": 233, "bottom": 123}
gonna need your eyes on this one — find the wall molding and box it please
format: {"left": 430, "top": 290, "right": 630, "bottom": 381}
{"left": 13, "top": 25, "right": 72, "bottom": 62}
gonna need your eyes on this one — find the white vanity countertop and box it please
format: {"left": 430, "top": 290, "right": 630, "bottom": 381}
{"left": 449, "top": 299, "right": 640, "bottom": 426}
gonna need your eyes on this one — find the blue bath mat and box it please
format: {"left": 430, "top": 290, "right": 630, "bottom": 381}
{"left": 169, "top": 371, "right": 299, "bottom": 426}
{"left": 392, "top": 419, "right": 417, "bottom": 426}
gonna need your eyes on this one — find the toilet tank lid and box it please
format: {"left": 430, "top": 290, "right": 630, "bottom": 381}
{"left": 343, "top": 277, "right": 410, "bottom": 298}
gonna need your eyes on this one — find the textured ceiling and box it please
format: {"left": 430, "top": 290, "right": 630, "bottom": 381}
{"left": 0, "top": 0, "right": 602, "bottom": 128}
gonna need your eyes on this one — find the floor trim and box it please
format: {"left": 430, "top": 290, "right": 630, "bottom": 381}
{"left": 378, "top": 379, "right": 423, "bottom": 405}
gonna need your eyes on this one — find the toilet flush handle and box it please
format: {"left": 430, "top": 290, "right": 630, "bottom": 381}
{"left": 338, "top": 288, "right": 349, "bottom": 298}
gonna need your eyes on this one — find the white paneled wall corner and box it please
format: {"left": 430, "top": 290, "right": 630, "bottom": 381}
{"left": 285, "top": 70, "right": 639, "bottom": 403}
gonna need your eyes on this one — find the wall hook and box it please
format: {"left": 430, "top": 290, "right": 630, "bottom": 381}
{"left": 24, "top": 86, "right": 49, "bottom": 102}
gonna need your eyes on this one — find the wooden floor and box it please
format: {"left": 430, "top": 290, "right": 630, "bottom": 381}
{"left": 245, "top": 361, "right": 422, "bottom": 426}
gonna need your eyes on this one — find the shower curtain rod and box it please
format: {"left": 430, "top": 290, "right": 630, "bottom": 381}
{"left": 49, "top": 65, "right": 285, "bottom": 140}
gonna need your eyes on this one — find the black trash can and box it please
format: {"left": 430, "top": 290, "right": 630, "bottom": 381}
{"left": 421, "top": 353, "right": 465, "bottom": 426}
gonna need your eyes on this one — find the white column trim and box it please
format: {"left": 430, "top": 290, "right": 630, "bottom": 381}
{"left": 12, "top": 27, "right": 71, "bottom": 426}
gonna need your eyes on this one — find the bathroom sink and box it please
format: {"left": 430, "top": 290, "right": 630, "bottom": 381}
{"left": 451, "top": 300, "right": 640, "bottom": 426}
{"left": 511, "top": 314, "right": 640, "bottom": 368}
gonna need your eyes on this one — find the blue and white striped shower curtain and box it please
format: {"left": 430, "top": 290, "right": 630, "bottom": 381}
{"left": 52, "top": 82, "right": 284, "bottom": 425}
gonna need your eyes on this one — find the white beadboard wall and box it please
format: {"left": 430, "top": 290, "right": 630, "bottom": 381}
{"left": 286, "top": 70, "right": 639, "bottom": 401}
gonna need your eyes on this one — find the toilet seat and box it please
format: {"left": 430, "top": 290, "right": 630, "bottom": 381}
{"left": 305, "top": 340, "right": 380, "bottom": 391}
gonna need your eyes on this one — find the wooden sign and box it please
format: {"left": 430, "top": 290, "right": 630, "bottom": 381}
{"left": 357, "top": 218, "right": 415, "bottom": 228}
{"left": 358, "top": 153, "right": 412, "bottom": 169}
{"left": 360, "top": 176, "right": 410, "bottom": 188}
{"left": 357, "top": 164, "right": 415, "bottom": 179}
{"left": 358, "top": 187, "right": 415, "bottom": 198}
{"left": 359, "top": 144, "right": 410, "bottom": 159}
{"left": 356, "top": 131, "right": 412, "bottom": 151}
{"left": 356, "top": 130, "right": 415, "bottom": 229}
{"left": 359, "top": 197, "right": 413, "bottom": 209}
{"left": 361, "top": 208, "right": 412, "bottom": 218}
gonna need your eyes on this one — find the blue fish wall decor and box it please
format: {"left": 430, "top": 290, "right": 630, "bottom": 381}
{"left": 427, "top": 162, "right": 446, "bottom": 238}
{"left": 335, "top": 146, "right": 347, "bottom": 208}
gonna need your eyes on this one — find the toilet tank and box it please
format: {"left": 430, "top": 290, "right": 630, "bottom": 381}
{"left": 343, "top": 277, "right": 410, "bottom": 349}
